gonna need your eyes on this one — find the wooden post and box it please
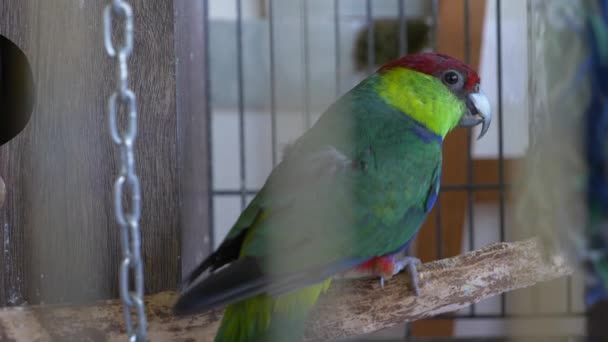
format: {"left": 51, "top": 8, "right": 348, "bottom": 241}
{"left": 174, "top": 0, "right": 213, "bottom": 279}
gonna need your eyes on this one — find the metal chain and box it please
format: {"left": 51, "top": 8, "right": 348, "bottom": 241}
{"left": 103, "top": 1, "right": 147, "bottom": 341}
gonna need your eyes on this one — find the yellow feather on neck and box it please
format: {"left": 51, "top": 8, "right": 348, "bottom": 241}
{"left": 375, "top": 68, "right": 465, "bottom": 138}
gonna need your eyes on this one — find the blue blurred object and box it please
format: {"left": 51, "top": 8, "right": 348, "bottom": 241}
{"left": 584, "top": 0, "right": 608, "bottom": 307}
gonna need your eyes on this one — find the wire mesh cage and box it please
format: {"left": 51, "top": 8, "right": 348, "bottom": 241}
{"left": 204, "top": 0, "right": 585, "bottom": 339}
{"left": 0, "top": 0, "right": 599, "bottom": 341}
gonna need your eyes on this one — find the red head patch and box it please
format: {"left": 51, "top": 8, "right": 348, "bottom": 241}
{"left": 379, "top": 52, "right": 480, "bottom": 92}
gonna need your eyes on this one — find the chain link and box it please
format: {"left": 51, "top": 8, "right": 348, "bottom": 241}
{"left": 103, "top": 1, "right": 147, "bottom": 341}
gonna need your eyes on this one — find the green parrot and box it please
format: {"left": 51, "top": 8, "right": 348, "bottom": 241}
{"left": 173, "top": 52, "right": 492, "bottom": 341}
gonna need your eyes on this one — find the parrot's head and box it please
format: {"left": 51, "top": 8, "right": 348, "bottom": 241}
{"left": 376, "top": 52, "right": 491, "bottom": 139}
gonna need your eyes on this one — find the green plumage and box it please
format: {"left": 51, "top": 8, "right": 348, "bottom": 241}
{"left": 174, "top": 53, "right": 484, "bottom": 342}
{"left": 213, "top": 75, "right": 442, "bottom": 341}
{"left": 235, "top": 76, "right": 441, "bottom": 266}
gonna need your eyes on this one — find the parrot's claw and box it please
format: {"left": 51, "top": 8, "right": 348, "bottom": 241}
{"left": 341, "top": 255, "right": 421, "bottom": 295}
{"left": 393, "top": 256, "right": 421, "bottom": 296}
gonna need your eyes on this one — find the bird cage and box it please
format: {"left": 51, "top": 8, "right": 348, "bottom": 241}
{"left": 0, "top": 0, "right": 598, "bottom": 341}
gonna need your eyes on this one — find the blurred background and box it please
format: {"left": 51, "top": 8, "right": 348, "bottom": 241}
{"left": 206, "top": 0, "right": 585, "bottom": 339}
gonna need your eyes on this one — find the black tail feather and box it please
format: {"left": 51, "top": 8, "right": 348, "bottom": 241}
{"left": 180, "top": 231, "right": 250, "bottom": 290}
{"left": 179, "top": 252, "right": 218, "bottom": 290}
{"left": 173, "top": 254, "right": 366, "bottom": 316}
{"left": 174, "top": 257, "right": 269, "bottom": 316}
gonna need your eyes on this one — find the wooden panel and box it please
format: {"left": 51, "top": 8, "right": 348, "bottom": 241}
{"left": 0, "top": 0, "right": 36, "bottom": 308}
{"left": 471, "top": 159, "right": 520, "bottom": 202}
{"left": 174, "top": 0, "right": 213, "bottom": 277}
{"left": 0, "top": 0, "right": 179, "bottom": 306}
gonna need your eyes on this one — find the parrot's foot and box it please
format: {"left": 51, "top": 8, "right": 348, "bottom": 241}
{"left": 342, "top": 255, "right": 422, "bottom": 295}
{"left": 392, "top": 256, "right": 421, "bottom": 296}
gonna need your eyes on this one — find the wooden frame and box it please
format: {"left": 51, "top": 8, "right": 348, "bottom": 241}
{"left": 0, "top": 0, "right": 183, "bottom": 306}
{"left": 174, "top": 0, "right": 214, "bottom": 280}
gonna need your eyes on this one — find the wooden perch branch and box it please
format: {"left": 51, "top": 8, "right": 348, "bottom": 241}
{"left": 0, "top": 238, "right": 572, "bottom": 341}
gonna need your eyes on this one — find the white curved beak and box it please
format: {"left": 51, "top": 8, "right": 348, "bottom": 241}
{"left": 459, "top": 90, "right": 492, "bottom": 140}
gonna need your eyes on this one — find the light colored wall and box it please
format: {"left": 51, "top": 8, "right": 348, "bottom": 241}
{"left": 209, "top": 0, "right": 262, "bottom": 19}
{"left": 473, "top": 0, "right": 529, "bottom": 158}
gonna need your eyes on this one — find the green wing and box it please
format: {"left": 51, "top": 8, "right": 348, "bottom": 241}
{"left": 175, "top": 82, "right": 442, "bottom": 314}
{"left": 228, "top": 86, "right": 441, "bottom": 277}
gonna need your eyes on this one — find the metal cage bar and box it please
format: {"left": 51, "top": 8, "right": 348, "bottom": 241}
{"left": 334, "top": 0, "right": 341, "bottom": 97}
{"left": 268, "top": 0, "right": 278, "bottom": 166}
{"left": 236, "top": 0, "right": 247, "bottom": 210}
{"left": 495, "top": 0, "right": 507, "bottom": 316}
{"left": 301, "top": 0, "right": 312, "bottom": 129}
{"left": 464, "top": 0, "right": 477, "bottom": 317}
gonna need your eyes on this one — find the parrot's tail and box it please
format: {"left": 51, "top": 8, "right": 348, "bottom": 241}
{"left": 214, "top": 280, "right": 332, "bottom": 342}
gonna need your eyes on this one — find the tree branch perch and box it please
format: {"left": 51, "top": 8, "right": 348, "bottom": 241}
{"left": 0, "top": 238, "right": 572, "bottom": 341}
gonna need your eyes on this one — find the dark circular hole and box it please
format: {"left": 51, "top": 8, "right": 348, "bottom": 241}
{"left": 0, "top": 35, "right": 35, "bottom": 146}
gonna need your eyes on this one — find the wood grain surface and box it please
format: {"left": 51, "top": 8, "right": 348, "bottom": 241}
{"left": 0, "top": 0, "right": 180, "bottom": 306}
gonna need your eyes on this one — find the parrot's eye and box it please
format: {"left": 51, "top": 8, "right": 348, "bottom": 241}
{"left": 440, "top": 70, "right": 465, "bottom": 91}
{"left": 443, "top": 71, "right": 460, "bottom": 85}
